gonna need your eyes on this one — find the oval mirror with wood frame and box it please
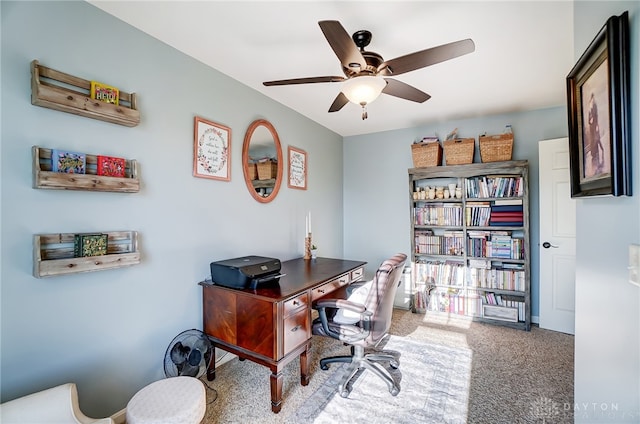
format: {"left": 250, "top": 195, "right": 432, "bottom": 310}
{"left": 242, "top": 119, "right": 283, "bottom": 203}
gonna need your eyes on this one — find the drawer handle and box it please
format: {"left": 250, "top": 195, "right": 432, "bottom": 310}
{"left": 317, "top": 289, "right": 325, "bottom": 294}
{"left": 293, "top": 300, "right": 299, "bottom": 306}
{"left": 291, "top": 325, "right": 301, "bottom": 332}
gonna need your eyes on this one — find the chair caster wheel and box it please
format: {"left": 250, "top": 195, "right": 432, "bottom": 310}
{"left": 339, "top": 388, "right": 350, "bottom": 398}
{"left": 321, "top": 364, "right": 329, "bottom": 371}
{"left": 390, "top": 386, "right": 400, "bottom": 396}
{"left": 390, "top": 360, "right": 399, "bottom": 369}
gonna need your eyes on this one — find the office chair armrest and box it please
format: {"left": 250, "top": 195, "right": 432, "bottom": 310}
{"left": 315, "top": 298, "right": 366, "bottom": 314}
{"left": 346, "top": 280, "right": 370, "bottom": 296}
{"left": 315, "top": 299, "right": 372, "bottom": 342}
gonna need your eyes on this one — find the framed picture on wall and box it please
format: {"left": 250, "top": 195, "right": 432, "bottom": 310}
{"left": 193, "top": 116, "right": 231, "bottom": 181}
{"left": 566, "top": 11, "right": 630, "bottom": 197}
{"left": 287, "top": 146, "right": 307, "bottom": 190}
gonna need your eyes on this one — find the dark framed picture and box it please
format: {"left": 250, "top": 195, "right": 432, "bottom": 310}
{"left": 566, "top": 11, "right": 630, "bottom": 197}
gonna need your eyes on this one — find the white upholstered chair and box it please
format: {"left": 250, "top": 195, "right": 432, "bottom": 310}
{"left": 0, "top": 383, "right": 114, "bottom": 424}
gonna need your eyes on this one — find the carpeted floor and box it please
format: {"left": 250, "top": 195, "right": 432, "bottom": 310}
{"left": 200, "top": 308, "right": 574, "bottom": 423}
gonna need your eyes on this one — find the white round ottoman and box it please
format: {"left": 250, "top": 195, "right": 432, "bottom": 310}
{"left": 126, "top": 376, "right": 206, "bottom": 424}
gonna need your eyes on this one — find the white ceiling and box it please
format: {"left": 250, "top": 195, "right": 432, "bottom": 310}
{"left": 89, "top": 1, "right": 574, "bottom": 137}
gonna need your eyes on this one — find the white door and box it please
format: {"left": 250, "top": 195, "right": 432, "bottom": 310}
{"left": 538, "top": 138, "right": 576, "bottom": 334}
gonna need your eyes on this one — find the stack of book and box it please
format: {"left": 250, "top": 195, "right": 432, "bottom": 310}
{"left": 490, "top": 201, "right": 523, "bottom": 226}
{"left": 487, "top": 234, "right": 516, "bottom": 259}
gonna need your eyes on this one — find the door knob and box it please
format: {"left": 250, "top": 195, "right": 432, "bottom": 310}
{"left": 542, "top": 242, "right": 559, "bottom": 249}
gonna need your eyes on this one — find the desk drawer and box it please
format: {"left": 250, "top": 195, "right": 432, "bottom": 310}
{"left": 311, "top": 275, "right": 349, "bottom": 301}
{"left": 283, "top": 292, "right": 308, "bottom": 317}
{"left": 283, "top": 310, "right": 309, "bottom": 355}
{"left": 351, "top": 267, "right": 364, "bottom": 281}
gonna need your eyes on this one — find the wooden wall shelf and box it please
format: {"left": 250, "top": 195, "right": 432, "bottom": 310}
{"left": 31, "top": 60, "right": 140, "bottom": 127}
{"left": 33, "top": 231, "right": 140, "bottom": 278}
{"left": 33, "top": 146, "right": 140, "bottom": 193}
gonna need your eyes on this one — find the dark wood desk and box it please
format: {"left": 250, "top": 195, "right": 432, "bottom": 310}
{"left": 199, "top": 257, "right": 366, "bottom": 413}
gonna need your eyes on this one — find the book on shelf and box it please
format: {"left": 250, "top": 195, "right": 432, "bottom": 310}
{"left": 489, "top": 221, "right": 523, "bottom": 227}
{"left": 414, "top": 203, "right": 463, "bottom": 226}
{"left": 490, "top": 212, "right": 524, "bottom": 218}
{"left": 90, "top": 81, "right": 119, "bottom": 105}
{"left": 73, "top": 233, "right": 108, "bottom": 257}
{"left": 51, "top": 149, "right": 86, "bottom": 174}
{"left": 97, "top": 155, "right": 126, "bottom": 177}
{"left": 466, "top": 176, "right": 525, "bottom": 198}
{"left": 491, "top": 204, "right": 523, "bottom": 213}
{"left": 466, "top": 202, "right": 491, "bottom": 226}
{"left": 493, "top": 199, "right": 523, "bottom": 206}
{"left": 414, "top": 259, "right": 464, "bottom": 287}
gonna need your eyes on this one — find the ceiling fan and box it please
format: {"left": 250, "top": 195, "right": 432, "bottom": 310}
{"left": 263, "top": 20, "right": 475, "bottom": 120}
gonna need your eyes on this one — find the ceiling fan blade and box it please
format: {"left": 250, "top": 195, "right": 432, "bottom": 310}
{"left": 263, "top": 76, "right": 345, "bottom": 86}
{"left": 378, "top": 39, "right": 475, "bottom": 76}
{"left": 328, "top": 92, "right": 349, "bottom": 112}
{"left": 382, "top": 78, "right": 431, "bottom": 103}
{"left": 318, "top": 20, "right": 367, "bottom": 71}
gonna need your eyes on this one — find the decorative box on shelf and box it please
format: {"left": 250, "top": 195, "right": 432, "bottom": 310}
{"left": 32, "top": 146, "right": 139, "bottom": 193}
{"left": 411, "top": 141, "right": 442, "bottom": 168}
{"left": 479, "top": 133, "right": 514, "bottom": 163}
{"left": 30, "top": 60, "right": 139, "bottom": 127}
{"left": 443, "top": 138, "right": 475, "bottom": 165}
{"left": 482, "top": 304, "right": 518, "bottom": 322}
{"left": 33, "top": 231, "right": 140, "bottom": 278}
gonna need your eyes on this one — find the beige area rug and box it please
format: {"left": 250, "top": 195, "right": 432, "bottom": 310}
{"left": 290, "top": 335, "right": 472, "bottom": 424}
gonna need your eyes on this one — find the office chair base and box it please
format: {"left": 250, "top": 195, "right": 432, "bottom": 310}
{"left": 321, "top": 346, "right": 401, "bottom": 398}
{"left": 320, "top": 355, "right": 352, "bottom": 370}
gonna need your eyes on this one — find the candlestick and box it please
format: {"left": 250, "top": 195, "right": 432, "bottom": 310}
{"left": 304, "top": 233, "right": 312, "bottom": 260}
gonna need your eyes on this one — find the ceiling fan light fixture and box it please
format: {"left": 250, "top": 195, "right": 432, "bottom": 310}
{"left": 342, "top": 76, "right": 386, "bottom": 106}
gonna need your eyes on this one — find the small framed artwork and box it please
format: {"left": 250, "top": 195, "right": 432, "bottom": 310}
{"left": 288, "top": 146, "right": 307, "bottom": 190}
{"left": 193, "top": 116, "right": 231, "bottom": 181}
{"left": 566, "top": 11, "right": 630, "bottom": 198}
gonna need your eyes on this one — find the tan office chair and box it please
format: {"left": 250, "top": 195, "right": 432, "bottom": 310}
{"left": 312, "top": 253, "right": 407, "bottom": 398}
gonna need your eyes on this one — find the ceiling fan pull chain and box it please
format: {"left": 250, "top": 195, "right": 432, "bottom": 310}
{"left": 360, "top": 102, "right": 368, "bottom": 120}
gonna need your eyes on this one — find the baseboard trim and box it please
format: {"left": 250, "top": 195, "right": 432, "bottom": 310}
{"left": 111, "top": 407, "right": 126, "bottom": 424}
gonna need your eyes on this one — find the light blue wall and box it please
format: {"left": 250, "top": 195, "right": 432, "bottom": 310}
{"left": 1, "top": 1, "right": 344, "bottom": 416}
{"left": 3, "top": 0, "right": 639, "bottom": 420}
{"left": 573, "top": 2, "right": 640, "bottom": 422}
{"left": 343, "top": 107, "right": 568, "bottom": 319}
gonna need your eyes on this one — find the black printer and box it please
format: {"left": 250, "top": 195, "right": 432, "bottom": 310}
{"left": 210, "top": 255, "right": 282, "bottom": 289}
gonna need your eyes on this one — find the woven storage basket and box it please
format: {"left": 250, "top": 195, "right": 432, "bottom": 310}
{"left": 443, "top": 138, "right": 475, "bottom": 165}
{"left": 247, "top": 163, "right": 257, "bottom": 180}
{"left": 256, "top": 161, "right": 277, "bottom": 180}
{"left": 411, "top": 142, "right": 442, "bottom": 167}
{"left": 479, "top": 133, "right": 513, "bottom": 163}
